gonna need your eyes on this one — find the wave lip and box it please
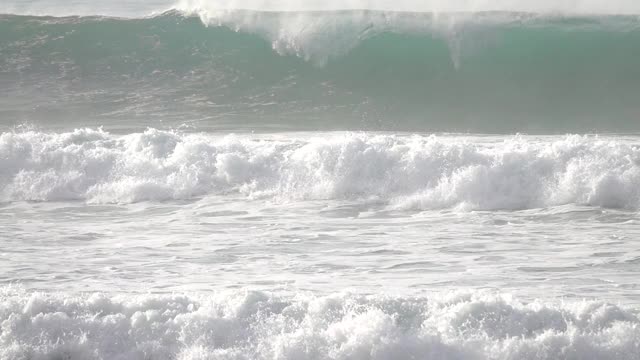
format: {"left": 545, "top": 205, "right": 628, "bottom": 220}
{"left": 1, "top": 129, "right": 639, "bottom": 210}
{"left": 166, "top": 8, "right": 640, "bottom": 65}
{"left": 1, "top": 287, "right": 639, "bottom": 360}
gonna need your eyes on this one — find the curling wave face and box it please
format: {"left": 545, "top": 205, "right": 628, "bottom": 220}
{"left": 1, "top": 129, "right": 639, "bottom": 209}
{"left": 2, "top": 287, "right": 639, "bottom": 360}
{"left": 1, "top": 11, "right": 640, "bottom": 132}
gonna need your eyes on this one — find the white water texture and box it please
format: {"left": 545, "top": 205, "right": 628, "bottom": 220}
{"left": 2, "top": 288, "right": 639, "bottom": 360}
{"left": 1, "top": 130, "right": 639, "bottom": 210}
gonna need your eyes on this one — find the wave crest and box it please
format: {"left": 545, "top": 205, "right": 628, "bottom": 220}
{"left": 2, "top": 129, "right": 639, "bottom": 209}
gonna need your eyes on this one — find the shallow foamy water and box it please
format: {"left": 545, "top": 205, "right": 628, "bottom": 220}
{"left": 3, "top": 197, "right": 640, "bottom": 300}
{"left": 2, "top": 130, "right": 640, "bottom": 359}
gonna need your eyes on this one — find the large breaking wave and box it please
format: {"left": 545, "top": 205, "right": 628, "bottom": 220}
{"left": 1, "top": 129, "right": 639, "bottom": 209}
{"left": 1, "top": 11, "right": 640, "bottom": 132}
{"left": 1, "top": 287, "right": 639, "bottom": 360}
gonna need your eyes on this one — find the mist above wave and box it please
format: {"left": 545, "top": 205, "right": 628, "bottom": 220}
{"left": 5, "top": 0, "right": 640, "bottom": 17}
{"left": 1, "top": 129, "right": 639, "bottom": 209}
{"left": 179, "top": 0, "right": 640, "bottom": 14}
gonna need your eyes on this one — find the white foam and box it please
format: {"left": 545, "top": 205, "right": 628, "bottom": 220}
{"left": 174, "top": 7, "right": 447, "bottom": 64}
{"left": 1, "top": 287, "right": 638, "bottom": 359}
{"left": 1, "top": 129, "right": 639, "bottom": 210}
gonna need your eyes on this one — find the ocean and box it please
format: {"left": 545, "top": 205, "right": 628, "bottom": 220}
{"left": 1, "top": 1, "right": 640, "bottom": 359}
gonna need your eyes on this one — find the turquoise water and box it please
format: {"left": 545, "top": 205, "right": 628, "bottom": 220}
{"left": 2, "top": 2, "right": 640, "bottom": 359}
{"left": 2, "top": 11, "right": 640, "bottom": 132}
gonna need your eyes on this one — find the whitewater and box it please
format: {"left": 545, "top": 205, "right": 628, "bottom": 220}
{"left": 2, "top": 1, "right": 640, "bottom": 359}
